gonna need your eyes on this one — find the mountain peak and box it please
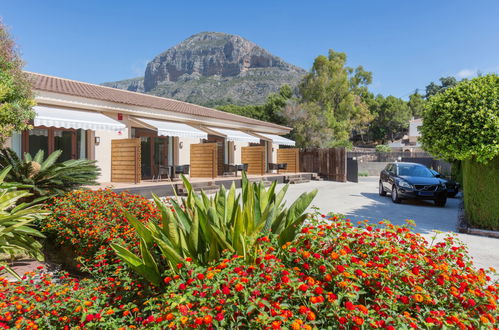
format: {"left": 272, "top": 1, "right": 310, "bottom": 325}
{"left": 103, "top": 32, "right": 305, "bottom": 106}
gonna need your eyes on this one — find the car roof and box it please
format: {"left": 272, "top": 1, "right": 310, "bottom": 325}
{"left": 390, "top": 162, "right": 426, "bottom": 166}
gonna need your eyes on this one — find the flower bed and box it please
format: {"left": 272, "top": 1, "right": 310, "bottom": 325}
{"left": 42, "top": 189, "right": 160, "bottom": 274}
{"left": 1, "top": 189, "right": 497, "bottom": 329}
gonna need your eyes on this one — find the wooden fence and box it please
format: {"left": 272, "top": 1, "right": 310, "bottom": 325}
{"left": 242, "top": 146, "right": 266, "bottom": 175}
{"left": 299, "top": 147, "right": 347, "bottom": 182}
{"left": 111, "top": 138, "right": 141, "bottom": 183}
{"left": 277, "top": 148, "right": 300, "bottom": 173}
{"left": 190, "top": 143, "right": 218, "bottom": 178}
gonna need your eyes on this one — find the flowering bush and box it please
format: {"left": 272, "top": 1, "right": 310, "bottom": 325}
{"left": 280, "top": 218, "right": 498, "bottom": 328}
{"left": 141, "top": 219, "right": 498, "bottom": 329}
{"left": 0, "top": 270, "right": 143, "bottom": 329}
{"left": 42, "top": 189, "right": 159, "bottom": 273}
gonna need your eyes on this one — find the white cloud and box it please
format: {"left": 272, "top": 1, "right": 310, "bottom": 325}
{"left": 456, "top": 69, "right": 477, "bottom": 79}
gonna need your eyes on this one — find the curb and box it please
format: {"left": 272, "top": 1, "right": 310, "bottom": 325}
{"left": 457, "top": 200, "right": 499, "bottom": 239}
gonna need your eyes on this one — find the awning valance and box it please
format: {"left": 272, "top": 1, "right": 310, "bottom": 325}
{"left": 207, "top": 127, "right": 261, "bottom": 143}
{"left": 256, "top": 133, "right": 296, "bottom": 146}
{"left": 34, "top": 106, "right": 125, "bottom": 131}
{"left": 134, "top": 117, "right": 207, "bottom": 139}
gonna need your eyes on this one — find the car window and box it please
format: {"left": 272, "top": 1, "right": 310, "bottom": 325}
{"left": 398, "top": 164, "right": 433, "bottom": 177}
{"left": 385, "top": 164, "right": 393, "bottom": 173}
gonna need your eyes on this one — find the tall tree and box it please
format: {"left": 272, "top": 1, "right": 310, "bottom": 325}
{"left": 298, "top": 50, "right": 373, "bottom": 146}
{"left": 408, "top": 90, "right": 425, "bottom": 118}
{"left": 282, "top": 101, "right": 332, "bottom": 148}
{"left": 368, "top": 95, "right": 411, "bottom": 143}
{"left": 0, "top": 21, "right": 35, "bottom": 145}
{"left": 425, "top": 76, "right": 458, "bottom": 98}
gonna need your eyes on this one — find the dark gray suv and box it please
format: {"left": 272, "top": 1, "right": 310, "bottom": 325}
{"left": 379, "top": 162, "right": 447, "bottom": 207}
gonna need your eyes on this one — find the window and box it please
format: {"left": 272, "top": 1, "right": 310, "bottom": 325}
{"left": 23, "top": 127, "right": 87, "bottom": 161}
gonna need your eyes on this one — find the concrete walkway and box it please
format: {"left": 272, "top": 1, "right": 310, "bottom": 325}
{"left": 281, "top": 177, "right": 499, "bottom": 276}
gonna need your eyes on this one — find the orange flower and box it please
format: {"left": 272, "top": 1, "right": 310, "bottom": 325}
{"left": 307, "top": 311, "right": 316, "bottom": 321}
{"left": 105, "top": 309, "right": 114, "bottom": 315}
{"left": 413, "top": 294, "right": 424, "bottom": 303}
{"left": 83, "top": 301, "right": 93, "bottom": 307}
{"left": 353, "top": 316, "right": 364, "bottom": 325}
{"left": 330, "top": 252, "right": 339, "bottom": 259}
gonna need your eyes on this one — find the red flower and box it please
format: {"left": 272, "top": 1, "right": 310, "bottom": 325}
{"left": 222, "top": 286, "right": 231, "bottom": 295}
{"left": 345, "top": 301, "right": 355, "bottom": 310}
{"left": 215, "top": 313, "right": 224, "bottom": 321}
{"left": 203, "top": 315, "right": 213, "bottom": 324}
{"left": 336, "top": 265, "right": 345, "bottom": 273}
{"left": 298, "top": 284, "right": 308, "bottom": 292}
{"left": 196, "top": 274, "right": 205, "bottom": 280}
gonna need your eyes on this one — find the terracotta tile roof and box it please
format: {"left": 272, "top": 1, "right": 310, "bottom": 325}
{"left": 27, "top": 72, "right": 290, "bottom": 131}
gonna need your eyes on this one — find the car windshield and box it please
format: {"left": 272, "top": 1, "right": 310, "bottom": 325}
{"left": 397, "top": 164, "right": 434, "bottom": 177}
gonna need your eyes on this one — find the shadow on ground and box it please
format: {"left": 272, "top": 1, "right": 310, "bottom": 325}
{"left": 343, "top": 191, "right": 461, "bottom": 235}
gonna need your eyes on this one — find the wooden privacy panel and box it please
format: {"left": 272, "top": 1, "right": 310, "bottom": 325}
{"left": 241, "top": 146, "right": 266, "bottom": 175}
{"left": 277, "top": 148, "right": 299, "bottom": 173}
{"left": 111, "top": 138, "right": 141, "bottom": 183}
{"left": 190, "top": 143, "right": 218, "bottom": 178}
{"left": 299, "top": 147, "right": 346, "bottom": 182}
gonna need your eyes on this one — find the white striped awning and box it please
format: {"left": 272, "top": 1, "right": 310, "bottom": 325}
{"left": 134, "top": 117, "right": 207, "bottom": 139}
{"left": 256, "top": 133, "right": 296, "bottom": 146}
{"left": 34, "top": 106, "right": 126, "bottom": 131}
{"left": 207, "top": 127, "right": 260, "bottom": 143}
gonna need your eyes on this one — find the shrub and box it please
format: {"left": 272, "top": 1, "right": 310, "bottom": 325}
{"left": 375, "top": 144, "right": 391, "bottom": 153}
{"left": 0, "top": 271, "right": 143, "bottom": 329}
{"left": 41, "top": 189, "right": 159, "bottom": 275}
{"left": 0, "top": 148, "right": 100, "bottom": 202}
{"left": 420, "top": 74, "right": 499, "bottom": 164}
{"left": 112, "top": 174, "right": 317, "bottom": 285}
{"left": 0, "top": 167, "right": 47, "bottom": 279}
{"left": 463, "top": 157, "right": 499, "bottom": 230}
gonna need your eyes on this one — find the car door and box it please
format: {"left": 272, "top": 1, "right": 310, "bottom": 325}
{"left": 380, "top": 164, "right": 389, "bottom": 187}
{"left": 384, "top": 164, "right": 395, "bottom": 191}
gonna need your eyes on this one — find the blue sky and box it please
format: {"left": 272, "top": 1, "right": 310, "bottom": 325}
{"left": 2, "top": 0, "right": 498, "bottom": 98}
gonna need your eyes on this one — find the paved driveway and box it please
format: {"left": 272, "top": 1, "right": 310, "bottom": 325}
{"left": 281, "top": 177, "right": 499, "bottom": 276}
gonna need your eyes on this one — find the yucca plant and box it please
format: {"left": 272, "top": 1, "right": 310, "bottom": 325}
{"left": 0, "top": 148, "right": 100, "bottom": 202}
{"left": 112, "top": 173, "right": 317, "bottom": 285}
{"left": 0, "top": 166, "right": 48, "bottom": 279}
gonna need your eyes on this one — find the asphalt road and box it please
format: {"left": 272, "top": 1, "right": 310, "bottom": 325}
{"left": 281, "top": 177, "right": 499, "bottom": 277}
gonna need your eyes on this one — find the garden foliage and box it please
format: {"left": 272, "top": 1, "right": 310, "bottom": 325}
{"left": 0, "top": 148, "right": 100, "bottom": 201}
{"left": 462, "top": 157, "right": 498, "bottom": 230}
{"left": 1, "top": 217, "right": 497, "bottom": 329}
{"left": 0, "top": 167, "right": 46, "bottom": 279}
{"left": 420, "top": 74, "right": 499, "bottom": 164}
{"left": 0, "top": 21, "right": 35, "bottom": 144}
{"left": 112, "top": 174, "right": 317, "bottom": 285}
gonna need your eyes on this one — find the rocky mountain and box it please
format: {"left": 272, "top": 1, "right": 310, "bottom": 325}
{"left": 102, "top": 32, "right": 306, "bottom": 106}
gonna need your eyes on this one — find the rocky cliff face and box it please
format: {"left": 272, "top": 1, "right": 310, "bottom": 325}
{"left": 103, "top": 32, "right": 306, "bottom": 106}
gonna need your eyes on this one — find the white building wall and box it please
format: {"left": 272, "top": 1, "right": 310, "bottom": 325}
{"left": 234, "top": 141, "right": 249, "bottom": 164}
{"left": 94, "top": 112, "right": 130, "bottom": 183}
{"left": 178, "top": 137, "right": 203, "bottom": 166}
{"left": 272, "top": 143, "right": 279, "bottom": 163}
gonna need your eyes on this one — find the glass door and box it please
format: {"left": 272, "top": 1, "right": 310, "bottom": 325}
{"left": 54, "top": 130, "right": 76, "bottom": 161}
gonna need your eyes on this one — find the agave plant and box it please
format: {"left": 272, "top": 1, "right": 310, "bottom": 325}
{"left": 0, "top": 166, "right": 48, "bottom": 279}
{"left": 0, "top": 148, "right": 100, "bottom": 202}
{"left": 112, "top": 173, "right": 317, "bottom": 285}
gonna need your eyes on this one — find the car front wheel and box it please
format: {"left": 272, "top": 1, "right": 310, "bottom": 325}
{"left": 379, "top": 181, "right": 386, "bottom": 196}
{"left": 435, "top": 197, "right": 447, "bottom": 207}
{"left": 391, "top": 185, "right": 401, "bottom": 203}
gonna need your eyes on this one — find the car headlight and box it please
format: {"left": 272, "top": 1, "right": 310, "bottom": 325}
{"left": 398, "top": 180, "right": 412, "bottom": 189}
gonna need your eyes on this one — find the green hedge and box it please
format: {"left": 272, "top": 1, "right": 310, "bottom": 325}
{"left": 463, "top": 157, "right": 499, "bottom": 230}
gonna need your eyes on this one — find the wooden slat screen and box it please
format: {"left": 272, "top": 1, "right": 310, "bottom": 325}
{"left": 277, "top": 148, "right": 299, "bottom": 173}
{"left": 190, "top": 143, "right": 218, "bottom": 178}
{"left": 299, "top": 147, "right": 347, "bottom": 182}
{"left": 241, "top": 146, "right": 266, "bottom": 175}
{"left": 111, "top": 138, "right": 141, "bottom": 183}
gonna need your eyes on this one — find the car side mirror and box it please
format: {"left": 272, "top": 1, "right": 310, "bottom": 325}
{"left": 434, "top": 173, "right": 441, "bottom": 178}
